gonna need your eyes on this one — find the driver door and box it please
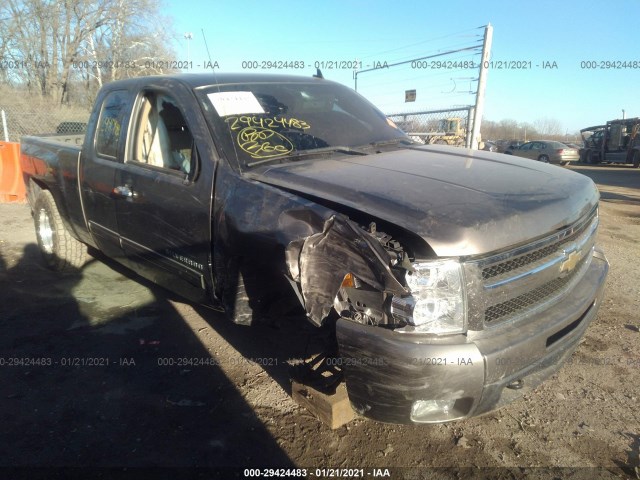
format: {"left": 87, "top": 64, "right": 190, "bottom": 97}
{"left": 114, "top": 83, "right": 214, "bottom": 303}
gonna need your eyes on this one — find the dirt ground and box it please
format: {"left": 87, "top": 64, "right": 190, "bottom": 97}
{"left": 0, "top": 164, "right": 638, "bottom": 479}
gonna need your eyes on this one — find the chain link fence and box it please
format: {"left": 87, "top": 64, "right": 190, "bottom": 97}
{"left": 0, "top": 88, "right": 91, "bottom": 142}
{"left": 387, "top": 107, "right": 475, "bottom": 148}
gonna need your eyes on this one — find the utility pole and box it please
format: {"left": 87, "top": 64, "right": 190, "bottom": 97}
{"left": 470, "top": 24, "right": 492, "bottom": 150}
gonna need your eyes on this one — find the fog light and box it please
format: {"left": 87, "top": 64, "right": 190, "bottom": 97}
{"left": 410, "top": 399, "right": 457, "bottom": 423}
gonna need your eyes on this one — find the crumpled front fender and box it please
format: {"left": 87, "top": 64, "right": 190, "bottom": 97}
{"left": 286, "top": 215, "right": 407, "bottom": 326}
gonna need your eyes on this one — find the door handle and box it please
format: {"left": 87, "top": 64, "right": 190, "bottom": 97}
{"left": 112, "top": 185, "right": 138, "bottom": 199}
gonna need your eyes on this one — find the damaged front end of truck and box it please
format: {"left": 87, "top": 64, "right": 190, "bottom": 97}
{"left": 285, "top": 211, "right": 469, "bottom": 336}
{"left": 283, "top": 211, "right": 489, "bottom": 424}
{"left": 197, "top": 74, "right": 608, "bottom": 424}
{"left": 286, "top": 215, "right": 411, "bottom": 328}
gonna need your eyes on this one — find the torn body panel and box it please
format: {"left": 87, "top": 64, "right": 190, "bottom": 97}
{"left": 211, "top": 163, "right": 334, "bottom": 325}
{"left": 286, "top": 215, "right": 408, "bottom": 326}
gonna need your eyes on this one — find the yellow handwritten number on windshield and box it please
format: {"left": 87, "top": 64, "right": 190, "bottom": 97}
{"left": 238, "top": 127, "right": 294, "bottom": 159}
{"left": 226, "top": 115, "right": 311, "bottom": 131}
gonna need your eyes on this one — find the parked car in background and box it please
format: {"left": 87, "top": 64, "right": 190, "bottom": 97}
{"left": 564, "top": 142, "right": 582, "bottom": 150}
{"left": 481, "top": 140, "right": 497, "bottom": 152}
{"left": 504, "top": 140, "right": 580, "bottom": 165}
{"left": 495, "top": 139, "right": 523, "bottom": 153}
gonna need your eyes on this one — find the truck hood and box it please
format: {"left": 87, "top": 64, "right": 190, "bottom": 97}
{"left": 248, "top": 145, "right": 599, "bottom": 257}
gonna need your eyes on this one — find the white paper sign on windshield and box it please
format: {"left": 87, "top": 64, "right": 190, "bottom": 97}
{"left": 208, "top": 91, "right": 265, "bottom": 117}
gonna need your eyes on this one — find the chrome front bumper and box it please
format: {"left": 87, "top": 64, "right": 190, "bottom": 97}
{"left": 336, "top": 248, "right": 609, "bottom": 424}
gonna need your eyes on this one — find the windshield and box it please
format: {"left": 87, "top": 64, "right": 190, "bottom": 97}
{"left": 580, "top": 126, "right": 604, "bottom": 141}
{"left": 581, "top": 128, "right": 604, "bottom": 142}
{"left": 197, "top": 80, "right": 408, "bottom": 169}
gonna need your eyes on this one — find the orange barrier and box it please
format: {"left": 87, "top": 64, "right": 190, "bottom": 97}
{"left": 0, "top": 141, "right": 26, "bottom": 203}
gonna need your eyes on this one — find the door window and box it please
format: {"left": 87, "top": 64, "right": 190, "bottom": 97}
{"left": 95, "top": 90, "right": 128, "bottom": 158}
{"left": 129, "top": 92, "right": 194, "bottom": 176}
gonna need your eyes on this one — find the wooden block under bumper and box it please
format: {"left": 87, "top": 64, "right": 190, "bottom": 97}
{"left": 291, "top": 381, "right": 356, "bottom": 429}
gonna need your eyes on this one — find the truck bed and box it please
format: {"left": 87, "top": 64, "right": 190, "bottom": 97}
{"left": 20, "top": 135, "right": 88, "bottom": 243}
{"left": 27, "top": 133, "right": 85, "bottom": 147}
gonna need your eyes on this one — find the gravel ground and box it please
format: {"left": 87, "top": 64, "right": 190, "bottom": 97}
{"left": 0, "top": 164, "right": 638, "bottom": 479}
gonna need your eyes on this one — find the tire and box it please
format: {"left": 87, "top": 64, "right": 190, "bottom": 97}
{"left": 633, "top": 151, "right": 640, "bottom": 169}
{"left": 33, "top": 190, "right": 88, "bottom": 272}
{"left": 560, "top": 161, "right": 570, "bottom": 166}
{"left": 538, "top": 155, "right": 549, "bottom": 163}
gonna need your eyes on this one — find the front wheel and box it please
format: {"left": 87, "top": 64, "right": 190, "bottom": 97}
{"left": 34, "top": 190, "right": 88, "bottom": 272}
{"left": 538, "top": 155, "right": 550, "bottom": 163}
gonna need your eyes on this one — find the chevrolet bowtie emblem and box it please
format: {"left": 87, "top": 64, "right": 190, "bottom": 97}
{"left": 560, "top": 249, "right": 582, "bottom": 275}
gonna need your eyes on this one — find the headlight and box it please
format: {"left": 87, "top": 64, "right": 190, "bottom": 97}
{"left": 391, "top": 260, "right": 466, "bottom": 334}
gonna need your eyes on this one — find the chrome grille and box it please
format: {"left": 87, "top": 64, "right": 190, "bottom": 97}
{"left": 482, "top": 211, "right": 596, "bottom": 281}
{"left": 484, "top": 250, "right": 590, "bottom": 323}
{"left": 482, "top": 243, "right": 560, "bottom": 280}
{"left": 465, "top": 208, "right": 599, "bottom": 328}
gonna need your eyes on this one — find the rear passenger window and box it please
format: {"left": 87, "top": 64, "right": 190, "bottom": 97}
{"left": 95, "top": 90, "right": 127, "bottom": 158}
{"left": 130, "top": 91, "right": 194, "bottom": 176}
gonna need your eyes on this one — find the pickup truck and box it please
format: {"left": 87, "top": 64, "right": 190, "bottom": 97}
{"left": 20, "top": 73, "right": 609, "bottom": 424}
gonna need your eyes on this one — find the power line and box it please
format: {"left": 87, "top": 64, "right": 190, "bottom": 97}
{"left": 354, "top": 44, "right": 482, "bottom": 90}
{"left": 356, "top": 26, "right": 485, "bottom": 61}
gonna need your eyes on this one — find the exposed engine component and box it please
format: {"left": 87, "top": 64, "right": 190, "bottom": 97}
{"left": 333, "top": 222, "right": 411, "bottom": 326}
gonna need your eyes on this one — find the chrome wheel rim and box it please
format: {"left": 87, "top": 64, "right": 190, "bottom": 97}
{"left": 38, "top": 208, "right": 54, "bottom": 254}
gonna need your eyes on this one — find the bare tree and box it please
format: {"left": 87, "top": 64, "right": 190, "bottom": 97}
{"left": 80, "top": 0, "right": 178, "bottom": 85}
{"left": 533, "top": 117, "right": 564, "bottom": 137}
{"left": 1, "top": 0, "right": 110, "bottom": 101}
{"left": 481, "top": 118, "right": 543, "bottom": 142}
{"left": 0, "top": 0, "right": 177, "bottom": 104}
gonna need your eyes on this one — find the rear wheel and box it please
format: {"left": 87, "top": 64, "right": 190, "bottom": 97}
{"left": 34, "top": 190, "right": 88, "bottom": 272}
{"left": 560, "top": 161, "right": 570, "bottom": 166}
{"left": 633, "top": 151, "right": 640, "bottom": 168}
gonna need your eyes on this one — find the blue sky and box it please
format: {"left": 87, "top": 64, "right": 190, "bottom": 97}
{"left": 164, "top": 0, "right": 639, "bottom": 134}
